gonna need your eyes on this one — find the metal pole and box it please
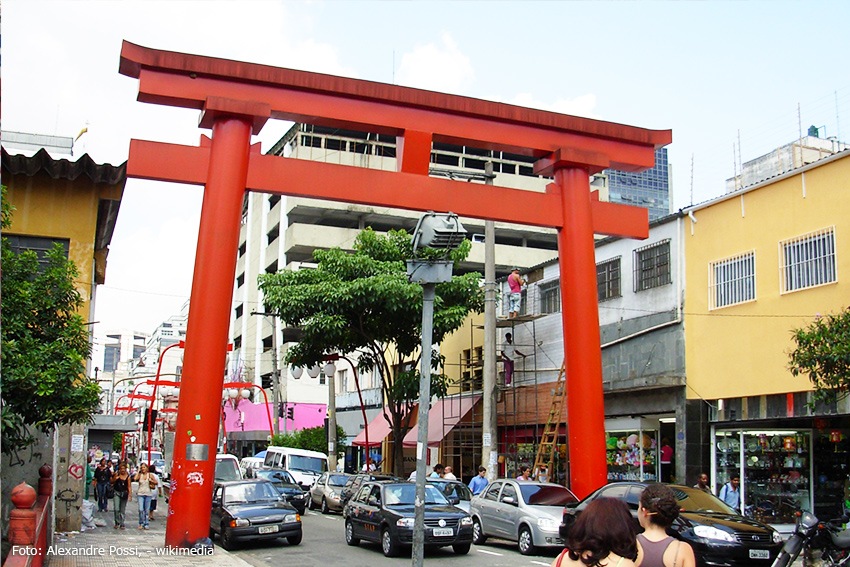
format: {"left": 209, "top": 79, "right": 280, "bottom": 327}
{"left": 412, "top": 283, "right": 435, "bottom": 567}
{"left": 482, "top": 162, "right": 498, "bottom": 481}
{"left": 326, "top": 367, "right": 338, "bottom": 472}
{"left": 271, "top": 317, "right": 281, "bottom": 436}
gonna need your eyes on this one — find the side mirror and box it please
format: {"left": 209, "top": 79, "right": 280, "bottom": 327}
{"left": 502, "top": 496, "right": 517, "bottom": 506}
{"left": 449, "top": 496, "right": 460, "bottom": 504}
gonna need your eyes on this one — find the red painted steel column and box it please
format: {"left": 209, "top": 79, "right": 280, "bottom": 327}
{"left": 165, "top": 117, "right": 252, "bottom": 548}
{"left": 555, "top": 166, "right": 607, "bottom": 499}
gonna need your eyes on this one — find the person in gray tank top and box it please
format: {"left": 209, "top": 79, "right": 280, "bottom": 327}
{"left": 636, "top": 484, "right": 695, "bottom": 567}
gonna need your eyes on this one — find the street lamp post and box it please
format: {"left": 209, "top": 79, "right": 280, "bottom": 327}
{"left": 252, "top": 312, "right": 281, "bottom": 437}
{"left": 322, "top": 354, "right": 369, "bottom": 470}
{"left": 322, "top": 362, "right": 338, "bottom": 472}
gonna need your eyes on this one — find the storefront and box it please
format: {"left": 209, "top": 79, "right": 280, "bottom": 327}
{"left": 711, "top": 421, "right": 849, "bottom": 532}
{"left": 605, "top": 417, "right": 660, "bottom": 482}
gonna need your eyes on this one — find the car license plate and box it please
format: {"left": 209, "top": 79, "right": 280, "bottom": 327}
{"left": 749, "top": 549, "right": 769, "bottom": 560}
{"left": 258, "top": 525, "right": 279, "bottom": 534}
{"left": 432, "top": 528, "right": 453, "bottom": 537}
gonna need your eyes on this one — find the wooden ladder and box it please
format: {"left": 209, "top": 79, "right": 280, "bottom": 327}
{"left": 532, "top": 362, "right": 566, "bottom": 481}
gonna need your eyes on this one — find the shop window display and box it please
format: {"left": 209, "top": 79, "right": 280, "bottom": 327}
{"left": 606, "top": 429, "right": 658, "bottom": 481}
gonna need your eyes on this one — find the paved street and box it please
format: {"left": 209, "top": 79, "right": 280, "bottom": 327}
{"left": 233, "top": 509, "right": 562, "bottom": 567}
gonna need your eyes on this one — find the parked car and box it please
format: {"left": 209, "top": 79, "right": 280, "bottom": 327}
{"left": 239, "top": 456, "right": 264, "bottom": 479}
{"left": 343, "top": 480, "right": 473, "bottom": 557}
{"left": 426, "top": 478, "right": 473, "bottom": 513}
{"left": 254, "top": 469, "right": 309, "bottom": 514}
{"left": 560, "top": 482, "right": 783, "bottom": 567}
{"left": 214, "top": 454, "right": 242, "bottom": 482}
{"left": 309, "top": 472, "right": 351, "bottom": 513}
{"left": 210, "top": 480, "right": 302, "bottom": 550}
{"left": 470, "top": 479, "right": 579, "bottom": 555}
{"left": 340, "top": 473, "right": 398, "bottom": 511}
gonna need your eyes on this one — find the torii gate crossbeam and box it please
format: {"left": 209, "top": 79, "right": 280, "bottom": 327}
{"left": 118, "top": 41, "right": 671, "bottom": 548}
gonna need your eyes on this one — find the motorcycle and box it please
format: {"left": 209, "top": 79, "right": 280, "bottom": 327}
{"left": 771, "top": 510, "right": 850, "bottom": 567}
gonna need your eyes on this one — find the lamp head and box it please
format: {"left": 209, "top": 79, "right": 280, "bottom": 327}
{"left": 307, "top": 364, "right": 322, "bottom": 379}
{"left": 291, "top": 366, "right": 303, "bottom": 379}
{"left": 411, "top": 212, "right": 467, "bottom": 253}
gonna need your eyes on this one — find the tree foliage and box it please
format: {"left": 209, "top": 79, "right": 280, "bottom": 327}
{"left": 789, "top": 308, "right": 850, "bottom": 405}
{"left": 270, "top": 425, "right": 346, "bottom": 455}
{"left": 1, "top": 186, "right": 101, "bottom": 455}
{"left": 259, "top": 228, "right": 483, "bottom": 475}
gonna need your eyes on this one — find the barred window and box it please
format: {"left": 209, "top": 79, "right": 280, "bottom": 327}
{"left": 596, "top": 257, "right": 621, "bottom": 301}
{"left": 709, "top": 251, "right": 755, "bottom": 309}
{"left": 538, "top": 280, "right": 561, "bottom": 313}
{"left": 633, "top": 240, "right": 671, "bottom": 291}
{"left": 780, "top": 227, "right": 836, "bottom": 293}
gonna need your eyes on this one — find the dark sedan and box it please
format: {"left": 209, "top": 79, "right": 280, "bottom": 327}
{"left": 210, "top": 480, "right": 302, "bottom": 550}
{"left": 561, "top": 482, "right": 783, "bottom": 567}
{"left": 343, "top": 481, "right": 473, "bottom": 557}
{"left": 255, "top": 469, "right": 309, "bottom": 514}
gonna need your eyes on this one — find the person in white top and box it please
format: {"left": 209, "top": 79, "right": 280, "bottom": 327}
{"left": 132, "top": 463, "right": 157, "bottom": 530}
{"left": 501, "top": 333, "right": 526, "bottom": 386}
{"left": 443, "top": 466, "right": 457, "bottom": 480}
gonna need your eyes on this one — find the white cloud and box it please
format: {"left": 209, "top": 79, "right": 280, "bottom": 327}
{"left": 396, "top": 32, "right": 475, "bottom": 94}
{"left": 504, "top": 93, "right": 600, "bottom": 119}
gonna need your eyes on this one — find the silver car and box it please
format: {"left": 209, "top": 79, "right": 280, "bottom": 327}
{"left": 470, "top": 479, "right": 578, "bottom": 555}
{"left": 308, "top": 472, "right": 351, "bottom": 513}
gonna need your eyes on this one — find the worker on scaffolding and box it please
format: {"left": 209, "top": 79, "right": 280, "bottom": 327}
{"left": 501, "top": 332, "right": 527, "bottom": 387}
{"left": 507, "top": 267, "right": 527, "bottom": 319}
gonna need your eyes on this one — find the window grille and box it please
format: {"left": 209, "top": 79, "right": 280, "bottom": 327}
{"left": 596, "top": 257, "right": 622, "bottom": 301}
{"left": 780, "top": 227, "right": 836, "bottom": 293}
{"left": 538, "top": 279, "right": 561, "bottom": 313}
{"left": 709, "top": 251, "right": 755, "bottom": 309}
{"left": 633, "top": 240, "right": 671, "bottom": 291}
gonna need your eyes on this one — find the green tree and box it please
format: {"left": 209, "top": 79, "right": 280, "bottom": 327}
{"left": 789, "top": 308, "right": 850, "bottom": 405}
{"left": 1, "top": 186, "right": 102, "bottom": 456}
{"left": 259, "top": 228, "right": 483, "bottom": 476}
{"left": 270, "top": 425, "right": 347, "bottom": 456}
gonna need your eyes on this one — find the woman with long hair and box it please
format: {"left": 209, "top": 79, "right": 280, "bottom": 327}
{"left": 552, "top": 498, "right": 638, "bottom": 567}
{"left": 110, "top": 462, "right": 132, "bottom": 529}
{"left": 636, "top": 484, "right": 696, "bottom": 567}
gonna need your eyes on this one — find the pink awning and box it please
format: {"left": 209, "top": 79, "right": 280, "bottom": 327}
{"left": 352, "top": 410, "right": 395, "bottom": 447}
{"left": 403, "top": 395, "right": 481, "bottom": 447}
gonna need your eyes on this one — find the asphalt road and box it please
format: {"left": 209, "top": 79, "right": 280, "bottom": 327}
{"left": 229, "top": 508, "right": 563, "bottom": 567}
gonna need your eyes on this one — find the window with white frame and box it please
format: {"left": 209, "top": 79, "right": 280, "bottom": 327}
{"left": 780, "top": 227, "right": 837, "bottom": 293}
{"left": 596, "top": 257, "right": 621, "bottom": 301}
{"left": 338, "top": 368, "right": 348, "bottom": 394}
{"left": 709, "top": 251, "right": 755, "bottom": 309}
{"left": 633, "top": 240, "right": 671, "bottom": 291}
{"left": 538, "top": 279, "right": 561, "bottom": 313}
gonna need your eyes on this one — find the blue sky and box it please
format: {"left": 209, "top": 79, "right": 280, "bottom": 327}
{"left": 4, "top": 0, "right": 849, "bottom": 334}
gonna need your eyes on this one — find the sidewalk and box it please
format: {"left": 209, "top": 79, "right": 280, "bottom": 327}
{"left": 49, "top": 497, "right": 255, "bottom": 567}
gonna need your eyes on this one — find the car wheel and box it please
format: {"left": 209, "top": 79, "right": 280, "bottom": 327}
{"left": 345, "top": 520, "right": 360, "bottom": 546}
{"left": 518, "top": 525, "right": 535, "bottom": 556}
{"left": 308, "top": 496, "right": 315, "bottom": 510}
{"left": 221, "top": 525, "right": 237, "bottom": 551}
{"left": 321, "top": 497, "right": 329, "bottom": 514}
{"left": 381, "top": 528, "right": 399, "bottom": 557}
{"left": 472, "top": 518, "right": 487, "bottom": 545}
{"left": 453, "top": 543, "right": 471, "bottom": 555}
{"left": 287, "top": 532, "right": 302, "bottom": 546}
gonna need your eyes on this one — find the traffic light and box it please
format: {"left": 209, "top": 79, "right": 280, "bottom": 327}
{"left": 142, "top": 409, "right": 158, "bottom": 432}
{"left": 286, "top": 406, "right": 294, "bottom": 420}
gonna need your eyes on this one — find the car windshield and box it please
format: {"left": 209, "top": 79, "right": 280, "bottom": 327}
{"left": 223, "top": 482, "right": 280, "bottom": 504}
{"left": 256, "top": 470, "right": 297, "bottom": 485}
{"left": 670, "top": 486, "right": 737, "bottom": 514}
{"left": 431, "top": 481, "right": 472, "bottom": 501}
{"left": 520, "top": 484, "right": 578, "bottom": 506}
{"left": 328, "top": 474, "right": 349, "bottom": 487}
{"left": 287, "top": 455, "right": 326, "bottom": 474}
{"left": 383, "top": 484, "right": 449, "bottom": 506}
{"left": 215, "top": 459, "right": 242, "bottom": 481}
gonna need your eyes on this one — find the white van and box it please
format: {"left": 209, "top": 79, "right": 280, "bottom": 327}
{"left": 139, "top": 449, "right": 169, "bottom": 478}
{"left": 262, "top": 447, "right": 328, "bottom": 488}
{"left": 214, "top": 453, "right": 242, "bottom": 482}
{"left": 239, "top": 456, "right": 264, "bottom": 478}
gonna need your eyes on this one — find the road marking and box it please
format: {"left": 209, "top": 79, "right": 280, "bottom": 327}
{"left": 530, "top": 561, "right": 550, "bottom": 566}
{"left": 477, "top": 549, "right": 504, "bottom": 556}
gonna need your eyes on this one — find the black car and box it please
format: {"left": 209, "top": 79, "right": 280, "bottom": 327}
{"left": 339, "top": 473, "right": 398, "bottom": 511}
{"left": 210, "top": 480, "right": 302, "bottom": 550}
{"left": 343, "top": 481, "right": 474, "bottom": 557}
{"left": 255, "top": 469, "right": 309, "bottom": 514}
{"left": 561, "top": 482, "right": 783, "bottom": 567}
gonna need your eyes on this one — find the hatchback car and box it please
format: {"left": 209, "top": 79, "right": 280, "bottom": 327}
{"left": 309, "top": 472, "right": 351, "bottom": 513}
{"left": 210, "top": 480, "right": 302, "bottom": 550}
{"left": 470, "top": 479, "right": 579, "bottom": 555}
{"left": 254, "top": 469, "right": 309, "bottom": 515}
{"left": 560, "top": 482, "right": 783, "bottom": 567}
{"left": 344, "top": 481, "right": 474, "bottom": 557}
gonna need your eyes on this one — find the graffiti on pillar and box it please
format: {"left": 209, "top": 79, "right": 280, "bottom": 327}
{"left": 68, "top": 463, "right": 84, "bottom": 480}
{"left": 8, "top": 439, "right": 43, "bottom": 468}
{"left": 56, "top": 488, "right": 81, "bottom": 516}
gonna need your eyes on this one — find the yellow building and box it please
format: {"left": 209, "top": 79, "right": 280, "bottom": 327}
{"left": 684, "top": 151, "right": 849, "bottom": 525}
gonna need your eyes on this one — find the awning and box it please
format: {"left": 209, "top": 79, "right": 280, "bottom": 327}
{"left": 403, "top": 395, "right": 481, "bottom": 447}
{"left": 352, "top": 410, "right": 395, "bottom": 447}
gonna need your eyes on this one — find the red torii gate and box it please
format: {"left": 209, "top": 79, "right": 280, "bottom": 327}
{"left": 118, "top": 41, "right": 671, "bottom": 547}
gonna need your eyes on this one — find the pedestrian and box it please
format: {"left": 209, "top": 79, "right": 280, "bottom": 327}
{"left": 148, "top": 464, "right": 161, "bottom": 521}
{"left": 507, "top": 267, "right": 526, "bottom": 319}
{"left": 133, "top": 462, "right": 157, "bottom": 529}
{"left": 111, "top": 462, "right": 132, "bottom": 529}
{"left": 536, "top": 464, "right": 550, "bottom": 483}
{"left": 718, "top": 474, "right": 741, "bottom": 511}
{"left": 468, "top": 466, "right": 488, "bottom": 496}
{"left": 443, "top": 466, "right": 457, "bottom": 480}
{"left": 517, "top": 465, "right": 532, "bottom": 480}
{"left": 636, "top": 483, "right": 696, "bottom": 567}
{"left": 659, "top": 438, "right": 673, "bottom": 483}
{"left": 429, "top": 463, "right": 445, "bottom": 478}
{"left": 501, "top": 332, "right": 526, "bottom": 386}
{"left": 693, "top": 473, "right": 711, "bottom": 493}
{"left": 93, "top": 458, "right": 112, "bottom": 512}
{"left": 552, "top": 497, "right": 638, "bottom": 567}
